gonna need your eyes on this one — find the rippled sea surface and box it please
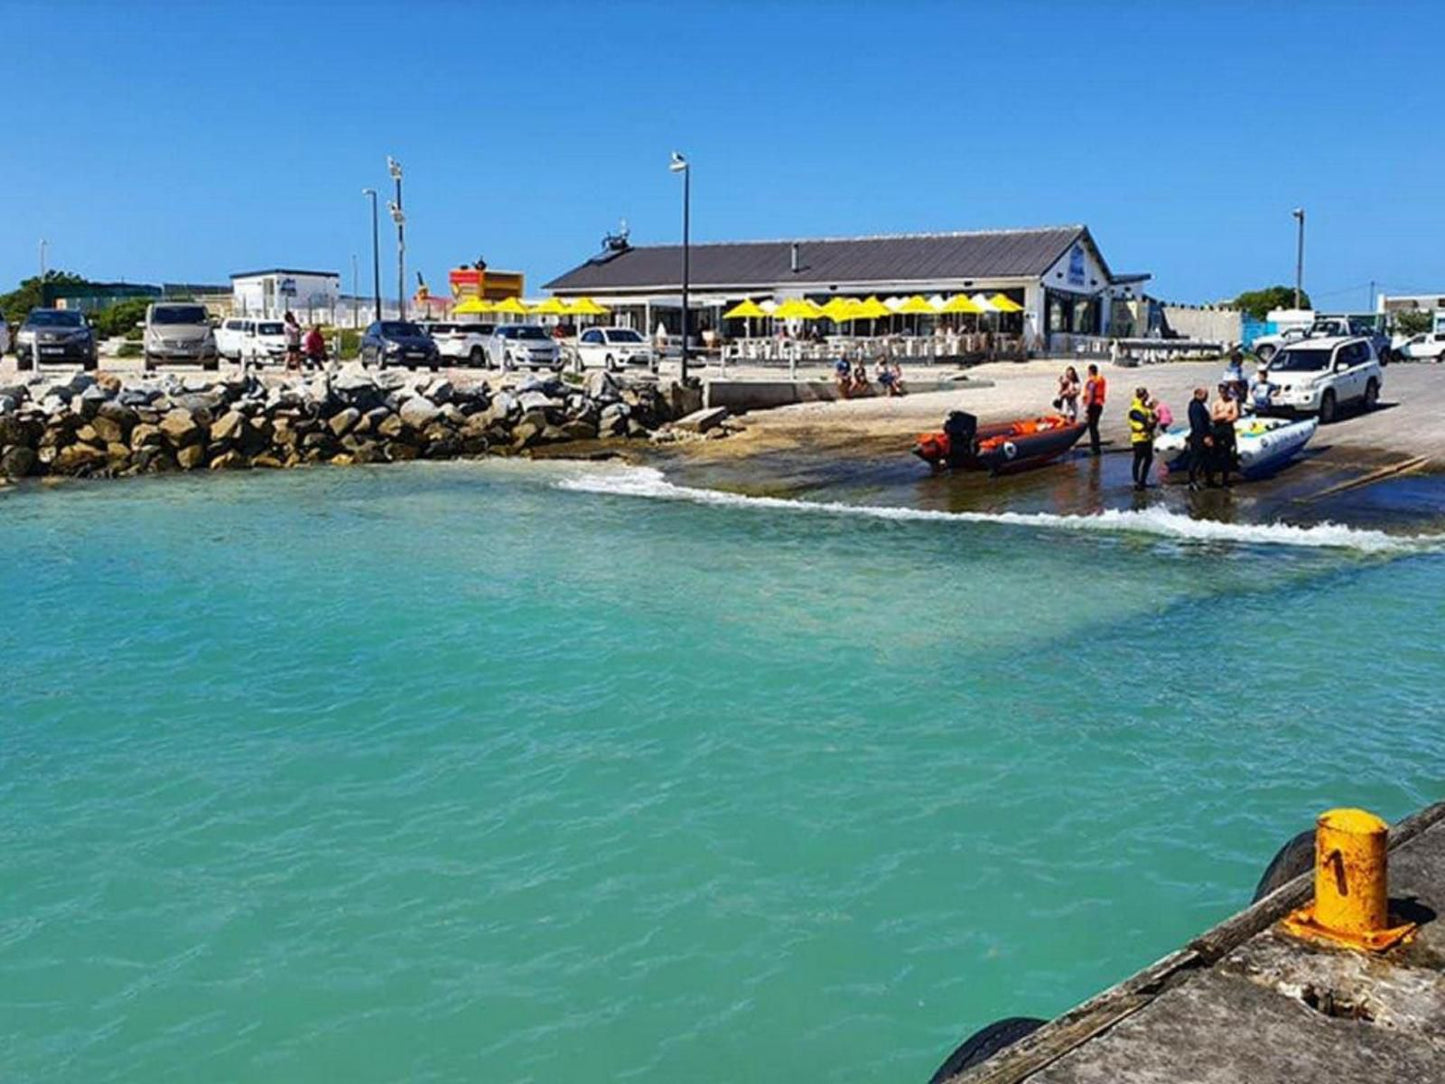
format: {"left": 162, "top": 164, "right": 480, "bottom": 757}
{"left": 4, "top": 461, "right": 1444, "bottom": 1083}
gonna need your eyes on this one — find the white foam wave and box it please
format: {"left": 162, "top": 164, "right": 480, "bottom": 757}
{"left": 558, "top": 466, "right": 1437, "bottom": 553}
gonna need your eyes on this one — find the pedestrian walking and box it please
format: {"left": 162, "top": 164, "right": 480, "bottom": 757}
{"left": 1186, "top": 386, "right": 1214, "bottom": 490}
{"left": 1055, "top": 365, "right": 1081, "bottom": 421}
{"left": 1083, "top": 363, "right": 1107, "bottom": 454}
{"left": 1127, "top": 385, "right": 1157, "bottom": 490}
{"left": 283, "top": 311, "right": 302, "bottom": 371}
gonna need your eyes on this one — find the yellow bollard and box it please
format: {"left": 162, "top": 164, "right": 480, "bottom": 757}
{"left": 1280, "top": 807, "right": 1416, "bottom": 952}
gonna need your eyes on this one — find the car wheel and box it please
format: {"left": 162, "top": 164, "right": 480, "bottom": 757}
{"left": 1319, "top": 389, "right": 1337, "bottom": 424}
{"left": 430, "top": 364, "right": 440, "bottom": 373}
{"left": 605, "top": 354, "right": 618, "bottom": 373}
{"left": 1363, "top": 378, "right": 1379, "bottom": 411}
{"left": 1256, "top": 344, "right": 1276, "bottom": 363}
{"left": 143, "top": 352, "right": 156, "bottom": 373}
{"left": 203, "top": 357, "right": 219, "bottom": 372}
{"left": 83, "top": 355, "right": 98, "bottom": 372}
{"left": 469, "top": 346, "right": 483, "bottom": 367}
{"left": 17, "top": 353, "right": 33, "bottom": 372}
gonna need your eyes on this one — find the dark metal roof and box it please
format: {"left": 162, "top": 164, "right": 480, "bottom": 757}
{"left": 545, "top": 226, "right": 1100, "bottom": 293}
{"left": 229, "top": 269, "right": 340, "bottom": 280}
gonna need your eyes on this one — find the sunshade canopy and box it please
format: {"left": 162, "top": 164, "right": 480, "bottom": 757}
{"left": 773, "top": 298, "right": 824, "bottom": 319}
{"left": 453, "top": 297, "right": 493, "bottom": 314}
{"left": 896, "top": 295, "right": 938, "bottom": 315}
{"left": 990, "top": 293, "right": 1025, "bottom": 312}
{"left": 939, "top": 294, "right": 984, "bottom": 314}
{"left": 723, "top": 298, "right": 768, "bottom": 319}
{"left": 531, "top": 297, "right": 570, "bottom": 315}
{"left": 819, "top": 297, "right": 860, "bottom": 321}
{"left": 492, "top": 297, "right": 530, "bottom": 315}
{"left": 855, "top": 297, "right": 892, "bottom": 319}
{"left": 567, "top": 297, "right": 611, "bottom": 316}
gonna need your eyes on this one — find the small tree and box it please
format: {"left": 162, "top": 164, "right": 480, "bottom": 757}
{"left": 1233, "top": 285, "right": 1311, "bottom": 321}
{"left": 91, "top": 297, "right": 152, "bottom": 338}
{"left": 1391, "top": 309, "right": 1433, "bottom": 337}
{"left": 0, "top": 271, "right": 89, "bottom": 326}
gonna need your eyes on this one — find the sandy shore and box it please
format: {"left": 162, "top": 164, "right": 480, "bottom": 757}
{"left": 681, "top": 359, "right": 1445, "bottom": 472}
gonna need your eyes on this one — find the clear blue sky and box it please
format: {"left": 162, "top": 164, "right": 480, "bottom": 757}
{"left": 6, "top": 0, "right": 1443, "bottom": 307}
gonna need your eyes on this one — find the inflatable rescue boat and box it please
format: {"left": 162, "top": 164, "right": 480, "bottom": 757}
{"left": 1154, "top": 415, "right": 1317, "bottom": 480}
{"left": 914, "top": 412, "right": 1087, "bottom": 473}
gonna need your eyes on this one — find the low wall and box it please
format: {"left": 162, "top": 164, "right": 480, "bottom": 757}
{"left": 703, "top": 377, "right": 989, "bottom": 413}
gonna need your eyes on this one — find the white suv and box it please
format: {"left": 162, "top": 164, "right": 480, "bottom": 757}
{"left": 424, "top": 322, "right": 494, "bottom": 366}
{"left": 1257, "top": 336, "right": 1382, "bottom": 424}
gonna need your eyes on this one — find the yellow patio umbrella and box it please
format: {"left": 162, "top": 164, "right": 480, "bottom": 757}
{"left": 990, "top": 293, "right": 1025, "bottom": 313}
{"left": 453, "top": 296, "right": 494, "bottom": 314}
{"left": 820, "top": 297, "right": 861, "bottom": 323}
{"left": 895, "top": 295, "right": 937, "bottom": 315}
{"left": 854, "top": 296, "right": 891, "bottom": 319}
{"left": 567, "top": 297, "right": 611, "bottom": 316}
{"left": 772, "top": 298, "right": 824, "bottom": 320}
{"left": 492, "top": 296, "right": 530, "bottom": 317}
{"left": 939, "top": 294, "right": 984, "bottom": 313}
{"left": 531, "top": 297, "right": 570, "bottom": 316}
{"left": 723, "top": 298, "right": 767, "bottom": 319}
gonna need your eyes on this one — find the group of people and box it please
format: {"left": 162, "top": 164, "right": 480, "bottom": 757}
{"left": 1071, "top": 350, "right": 1268, "bottom": 492}
{"left": 834, "top": 358, "right": 907, "bottom": 399}
{"left": 282, "top": 311, "right": 327, "bottom": 371}
{"left": 1054, "top": 363, "right": 1110, "bottom": 454}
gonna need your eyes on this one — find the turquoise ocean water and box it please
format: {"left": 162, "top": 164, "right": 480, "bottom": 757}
{"left": 3, "top": 460, "right": 1444, "bottom": 1083}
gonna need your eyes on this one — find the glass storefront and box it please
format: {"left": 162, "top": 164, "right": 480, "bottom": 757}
{"left": 1044, "top": 289, "right": 1100, "bottom": 336}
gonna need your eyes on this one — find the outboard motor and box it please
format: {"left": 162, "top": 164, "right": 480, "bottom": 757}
{"left": 942, "top": 411, "right": 978, "bottom": 468}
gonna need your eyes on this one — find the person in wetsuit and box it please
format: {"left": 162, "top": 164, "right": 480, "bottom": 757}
{"left": 1187, "top": 386, "right": 1214, "bottom": 490}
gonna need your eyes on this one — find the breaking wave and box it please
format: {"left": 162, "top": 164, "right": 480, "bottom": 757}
{"left": 559, "top": 466, "right": 1438, "bottom": 554}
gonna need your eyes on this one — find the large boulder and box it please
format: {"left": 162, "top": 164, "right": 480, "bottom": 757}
{"left": 0, "top": 445, "right": 37, "bottom": 479}
{"left": 328, "top": 407, "right": 361, "bottom": 438}
{"left": 53, "top": 443, "right": 108, "bottom": 475}
{"left": 176, "top": 444, "right": 207, "bottom": 470}
{"left": 160, "top": 409, "right": 202, "bottom": 447}
{"left": 673, "top": 406, "right": 729, "bottom": 434}
{"left": 210, "top": 410, "right": 246, "bottom": 445}
{"left": 398, "top": 396, "right": 441, "bottom": 430}
{"left": 130, "top": 423, "right": 164, "bottom": 449}
{"left": 90, "top": 414, "right": 128, "bottom": 445}
{"left": 584, "top": 369, "right": 624, "bottom": 402}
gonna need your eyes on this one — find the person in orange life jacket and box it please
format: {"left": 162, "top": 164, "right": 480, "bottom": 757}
{"left": 1083, "top": 363, "right": 1107, "bottom": 454}
{"left": 1127, "top": 387, "right": 1157, "bottom": 491}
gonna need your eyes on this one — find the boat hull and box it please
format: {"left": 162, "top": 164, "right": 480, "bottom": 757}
{"left": 1154, "top": 415, "right": 1317, "bottom": 480}
{"left": 914, "top": 414, "right": 1086, "bottom": 473}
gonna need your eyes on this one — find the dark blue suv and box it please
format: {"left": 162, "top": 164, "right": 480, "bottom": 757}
{"left": 359, "top": 320, "right": 441, "bottom": 370}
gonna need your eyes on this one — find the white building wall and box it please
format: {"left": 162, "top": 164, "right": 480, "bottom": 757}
{"left": 231, "top": 273, "right": 340, "bottom": 321}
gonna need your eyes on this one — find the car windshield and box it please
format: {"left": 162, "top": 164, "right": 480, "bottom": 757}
{"left": 606, "top": 329, "right": 644, "bottom": 343}
{"left": 257, "top": 322, "right": 283, "bottom": 334}
{"left": 152, "top": 305, "right": 207, "bottom": 325}
{"left": 380, "top": 322, "right": 422, "bottom": 337}
{"left": 500, "top": 326, "right": 547, "bottom": 340}
{"left": 1271, "top": 348, "right": 1332, "bottom": 372}
{"left": 27, "top": 310, "right": 84, "bottom": 328}
{"left": 429, "top": 323, "right": 457, "bottom": 333}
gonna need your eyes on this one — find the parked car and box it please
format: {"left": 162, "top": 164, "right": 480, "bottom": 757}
{"left": 359, "top": 320, "right": 441, "bottom": 369}
{"left": 424, "top": 321, "right": 494, "bottom": 366}
{"left": 1307, "top": 315, "right": 1394, "bottom": 364}
{"left": 215, "top": 317, "right": 249, "bottom": 360}
{"left": 144, "top": 303, "right": 218, "bottom": 371}
{"left": 575, "top": 326, "right": 654, "bottom": 371}
{"left": 487, "top": 324, "right": 562, "bottom": 371}
{"left": 1398, "top": 332, "right": 1445, "bottom": 362}
{"left": 1250, "top": 326, "right": 1308, "bottom": 362}
{"left": 16, "top": 308, "right": 98, "bottom": 371}
{"left": 1257, "top": 336, "right": 1382, "bottom": 424}
{"left": 243, "top": 320, "right": 289, "bottom": 365}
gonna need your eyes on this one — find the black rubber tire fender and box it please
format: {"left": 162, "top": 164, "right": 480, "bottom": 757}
{"left": 1363, "top": 378, "right": 1379, "bottom": 410}
{"left": 928, "top": 1017, "right": 1046, "bottom": 1084}
{"left": 1252, "top": 828, "right": 1315, "bottom": 903}
{"left": 1319, "top": 390, "right": 1337, "bottom": 424}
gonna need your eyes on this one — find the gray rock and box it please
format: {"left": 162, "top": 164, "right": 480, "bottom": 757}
{"left": 159, "top": 409, "right": 202, "bottom": 446}
{"left": 423, "top": 378, "right": 455, "bottom": 405}
{"left": 398, "top": 396, "right": 441, "bottom": 429}
{"left": 328, "top": 407, "right": 361, "bottom": 437}
{"left": 119, "top": 387, "right": 160, "bottom": 408}
{"left": 0, "top": 396, "right": 15, "bottom": 415}
{"left": 176, "top": 444, "right": 206, "bottom": 470}
{"left": 673, "top": 406, "right": 730, "bottom": 434}
{"left": 584, "top": 369, "right": 624, "bottom": 401}
{"left": 210, "top": 410, "right": 246, "bottom": 444}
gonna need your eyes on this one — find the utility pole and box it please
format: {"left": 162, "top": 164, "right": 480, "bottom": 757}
{"left": 362, "top": 188, "right": 381, "bottom": 322}
{"left": 669, "top": 151, "right": 690, "bottom": 382}
{"left": 1292, "top": 208, "right": 1305, "bottom": 310}
{"left": 388, "top": 156, "right": 405, "bottom": 321}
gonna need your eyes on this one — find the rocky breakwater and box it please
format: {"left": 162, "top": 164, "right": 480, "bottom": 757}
{"left": 0, "top": 364, "right": 694, "bottom": 482}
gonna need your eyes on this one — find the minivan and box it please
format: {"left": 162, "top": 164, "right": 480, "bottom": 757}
{"left": 144, "top": 303, "right": 219, "bottom": 371}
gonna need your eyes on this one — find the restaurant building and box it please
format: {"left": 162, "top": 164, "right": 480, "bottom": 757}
{"left": 544, "top": 224, "right": 1149, "bottom": 345}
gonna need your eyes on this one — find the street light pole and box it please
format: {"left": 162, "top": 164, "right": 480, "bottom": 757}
{"left": 1292, "top": 207, "right": 1305, "bottom": 310}
{"left": 669, "top": 151, "right": 690, "bottom": 383}
{"left": 388, "top": 156, "right": 405, "bottom": 321}
{"left": 362, "top": 188, "right": 381, "bottom": 321}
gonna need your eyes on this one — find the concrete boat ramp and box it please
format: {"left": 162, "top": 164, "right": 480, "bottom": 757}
{"left": 943, "top": 800, "right": 1445, "bottom": 1083}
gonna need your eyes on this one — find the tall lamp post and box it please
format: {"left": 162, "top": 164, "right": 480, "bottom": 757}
{"left": 362, "top": 188, "right": 381, "bottom": 321}
{"left": 1292, "top": 207, "right": 1305, "bottom": 310}
{"left": 387, "top": 156, "right": 405, "bottom": 321}
{"left": 669, "top": 151, "right": 690, "bottom": 383}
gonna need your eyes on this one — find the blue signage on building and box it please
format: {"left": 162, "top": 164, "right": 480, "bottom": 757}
{"left": 1067, "top": 243, "right": 1086, "bottom": 287}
